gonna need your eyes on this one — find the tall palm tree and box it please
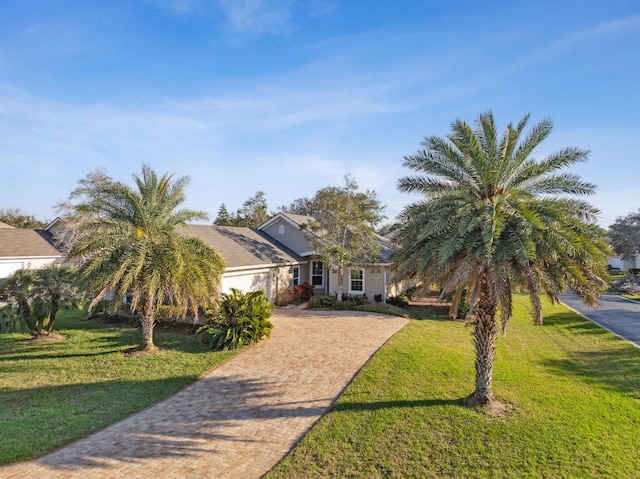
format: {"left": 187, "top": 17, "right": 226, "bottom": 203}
{"left": 67, "top": 165, "right": 226, "bottom": 352}
{"left": 395, "top": 112, "right": 610, "bottom": 408}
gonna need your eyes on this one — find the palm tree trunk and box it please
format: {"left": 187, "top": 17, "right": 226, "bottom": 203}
{"left": 140, "top": 294, "right": 157, "bottom": 351}
{"left": 46, "top": 295, "right": 60, "bottom": 333}
{"left": 466, "top": 277, "right": 499, "bottom": 407}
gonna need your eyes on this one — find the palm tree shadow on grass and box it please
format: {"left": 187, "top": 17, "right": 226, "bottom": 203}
{"left": 331, "top": 398, "right": 466, "bottom": 413}
{"left": 1, "top": 375, "right": 340, "bottom": 469}
{"left": 541, "top": 345, "right": 640, "bottom": 395}
{"left": 542, "top": 311, "right": 610, "bottom": 335}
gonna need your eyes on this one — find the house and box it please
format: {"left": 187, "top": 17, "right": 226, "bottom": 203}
{"left": 608, "top": 254, "right": 640, "bottom": 272}
{"left": 0, "top": 224, "right": 63, "bottom": 279}
{"left": 21, "top": 213, "right": 398, "bottom": 304}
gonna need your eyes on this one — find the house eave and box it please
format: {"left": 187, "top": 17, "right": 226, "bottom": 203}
{"left": 224, "top": 260, "right": 306, "bottom": 273}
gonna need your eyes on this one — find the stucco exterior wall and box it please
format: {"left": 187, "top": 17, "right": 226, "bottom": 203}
{"left": 326, "top": 265, "right": 390, "bottom": 302}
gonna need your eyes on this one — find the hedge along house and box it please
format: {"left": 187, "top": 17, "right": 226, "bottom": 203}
{"left": 256, "top": 213, "right": 397, "bottom": 302}
{"left": 0, "top": 222, "right": 63, "bottom": 279}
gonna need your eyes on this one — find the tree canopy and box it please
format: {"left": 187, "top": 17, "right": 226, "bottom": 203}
{"left": 302, "top": 175, "right": 386, "bottom": 301}
{"left": 0, "top": 208, "right": 47, "bottom": 228}
{"left": 213, "top": 192, "right": 270, "bottom": 228}
{"left": 62, "top": 165, "right": 226, "bottom": 352}
{"left": 213, "top": 203, "right": 233, "bottom": 226}
{"left": 394, "top": 112, "right": 610, "bottom": 408}
{"left": 608, "top": 209, "right": 640, "bottom": 260}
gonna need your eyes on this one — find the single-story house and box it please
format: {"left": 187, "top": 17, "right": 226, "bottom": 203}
{"left": 27, "top": 213, "right": 400, "bottom": 303}
{"left": 0, "top": 223, "right": 63, "bottom": 279}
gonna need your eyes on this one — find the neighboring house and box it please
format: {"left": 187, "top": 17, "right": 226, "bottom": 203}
{"left": 256, "top": 213, "right": 396, "bottom": 302}
{"left": 0, "top": 225, "right": 63, "bottom": 279}
{"left": 608, "top": 254, "right": 640, "bottom": 271}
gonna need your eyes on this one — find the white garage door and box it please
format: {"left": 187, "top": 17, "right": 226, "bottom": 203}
{"left": 222, "top": 272, "right": 269, "bottom": 295}
{"left": 0, "top": 262, "right": 24, "bottom": 279}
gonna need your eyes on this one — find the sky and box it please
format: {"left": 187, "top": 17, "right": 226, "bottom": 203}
{"left": 0, "top": 0, "right": 638, "bottom": 229}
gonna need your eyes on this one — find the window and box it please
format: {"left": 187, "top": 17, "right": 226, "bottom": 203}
{"left": 349, "top": 269, "right": 364, "bottom": 294}
{"left": 291, "top": 266, "right": 300, "bottom": 287}
{"left": 278, "top": 224, "right": 285, "bottom": 235}
{"left": 311, "top": 261, "right": 324, "bottom": 286}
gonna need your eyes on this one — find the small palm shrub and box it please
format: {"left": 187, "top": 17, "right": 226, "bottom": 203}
{"left": 197, "top": 289, "right": 273, "bottom": 350}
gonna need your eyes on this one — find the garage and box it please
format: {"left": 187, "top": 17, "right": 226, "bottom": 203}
{"left": 222, "top": 269, "right": 270, "bottom": 298}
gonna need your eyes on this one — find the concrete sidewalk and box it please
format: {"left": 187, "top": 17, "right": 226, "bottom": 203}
{"left": 1, "top": 309, "right": 408, "bottom": 479}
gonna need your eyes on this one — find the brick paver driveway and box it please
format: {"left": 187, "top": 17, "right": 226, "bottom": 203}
{"left": 1, "top": 308, "right": 408, "bottom": 479}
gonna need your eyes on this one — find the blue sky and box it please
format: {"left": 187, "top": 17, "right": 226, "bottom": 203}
{"left": 1, "top": 0, "right": 638, "bottom": 228}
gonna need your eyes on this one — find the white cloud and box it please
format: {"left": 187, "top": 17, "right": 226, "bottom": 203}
{"left": 216, "top": 0, "right": 294, "bottom": 34}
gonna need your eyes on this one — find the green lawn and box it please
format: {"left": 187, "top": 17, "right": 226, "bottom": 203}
{"left": 0, "top": 309, "right": 239, "bottom": 464}
{"left": 266, "top": 295, "right": 640, "bottom": 478}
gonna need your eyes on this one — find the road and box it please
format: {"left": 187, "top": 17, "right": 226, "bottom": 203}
{"left": 559, "top": 292, "right": 640, "bottom": 348}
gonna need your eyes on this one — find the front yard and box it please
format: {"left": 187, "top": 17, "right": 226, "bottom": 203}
{"left": 0, "top": 310, "right": 239, "bottom": 464}
{"left": 266, "top": 295, "right": 640, "bottom": 478}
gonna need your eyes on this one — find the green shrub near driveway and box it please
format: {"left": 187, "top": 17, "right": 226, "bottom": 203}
{"left": 197, "top": 288, "right": 274, "bottom": 350}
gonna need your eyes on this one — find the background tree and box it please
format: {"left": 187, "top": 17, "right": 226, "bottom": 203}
{"left": 213, "top": 203, "right": 233, "bottom": 226}
{"left": 55, "top": 169, "right": 117, "bottom": 250}
{"left": 608, "top": 209, "right": 640, "bottom": 260}
{"left": 395, "top": 112, "right": 609, "bottom": 409}
{"left": 64, "top": 165, "right": 226, "bottom": 352}
{"left": 303, "top": 175, "right": 386, "bottom": 301}
{"left": 233, "top": 191, "right": 269, "bottom": 228}
{"left": 278, "top": 196, "right": 316, "bottom": 216}
{"left": 0, "top": 208, "right": 47, "bottom": 228}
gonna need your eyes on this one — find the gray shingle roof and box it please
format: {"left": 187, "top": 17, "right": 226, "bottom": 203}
{"left": 182, "top": 225, "right": 304, "bottom": 268}
{"left": 0, "top": 229, "right": 62, "bottom": 258}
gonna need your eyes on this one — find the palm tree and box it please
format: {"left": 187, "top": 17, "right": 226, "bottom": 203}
{"left": 0, "top": 268, "right": 37, "bottom": 334}
{"left": 34, "top": 263, "right": 83, "bottom": 333}
{"left": 394, "top": 112, "right": 610, "bottom": 408}
{"left": 67, "top": 165, "right": 226, "bottom": 352}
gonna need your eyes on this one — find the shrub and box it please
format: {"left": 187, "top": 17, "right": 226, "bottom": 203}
{"left": 298, "top": 281, "right": 315, "bottom": 301}
{"left": 273, "top": 288, "right": 295, "bottom": 307}
{"left": 307, "top": 294, "right": 337, "bottom": 309}
{"left": 402, "top": 286, "right": 418, "bottom": 300}
{"left": 197, "top": 289, "right": 273, "bottom": 350}
{"left": 386, "top": 295, "right": 409, "bottom": 308}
